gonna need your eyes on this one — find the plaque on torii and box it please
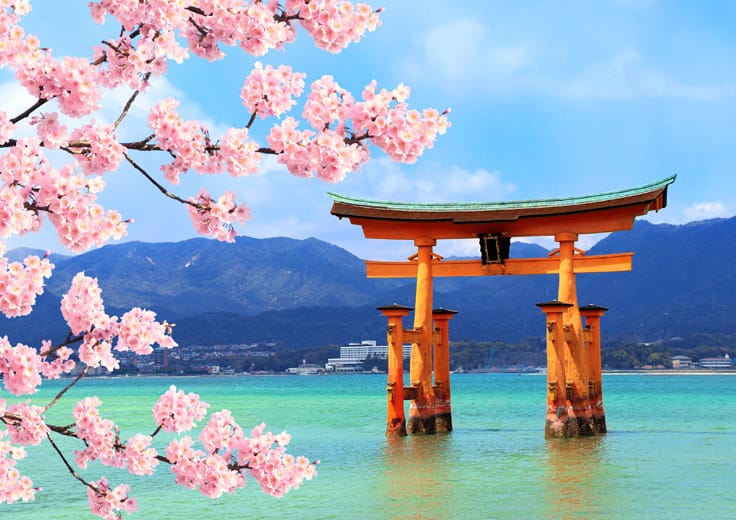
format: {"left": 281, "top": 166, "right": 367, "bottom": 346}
{"left": 329, "top": 175, "right": 675, "bottom": 437}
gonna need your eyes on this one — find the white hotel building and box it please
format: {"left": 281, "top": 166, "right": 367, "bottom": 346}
{"left": 325, "top": 340, "right": 412, "bottom": 373}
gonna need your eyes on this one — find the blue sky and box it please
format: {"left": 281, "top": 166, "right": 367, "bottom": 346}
{"left": 5, "top": 1, "right": 736, "bottom": 259}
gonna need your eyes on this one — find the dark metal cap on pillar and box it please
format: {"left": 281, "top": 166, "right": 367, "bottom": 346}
{"left": 376, "top": 303, "right": 414, "bottom": 311}
{"left": 580, "top": 304, "right": 608, "bottom": 317}
{"left": 579, "top": 304, "right": 609, "bottom": 311}
{"left": 536, "top": 299, "right": 574, "bottom": 309}
{"left": 377, "top": 303, "right": 414, "bottom": 317}
{"left": 432, "top": 307, "right": 458, "bottom": 315}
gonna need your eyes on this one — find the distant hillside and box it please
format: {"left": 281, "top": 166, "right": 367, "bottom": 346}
{"left": 40, "top": 236, "right": 401, "bottom": 318}
{"left": 1, "top": 217, "right": 734, "bottom": 348}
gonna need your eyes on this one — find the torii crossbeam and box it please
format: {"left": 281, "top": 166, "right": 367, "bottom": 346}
{"left": 329, "top": 175, "right": 675, "bottom": 437}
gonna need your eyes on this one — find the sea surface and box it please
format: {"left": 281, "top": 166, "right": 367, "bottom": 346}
{"left": 5, "top": 373, "right": 735, "bottom": 519}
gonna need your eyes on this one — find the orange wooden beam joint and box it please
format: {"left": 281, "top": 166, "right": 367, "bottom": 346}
{"left": 365, "top": 253, "right": 633, "bottom": 279}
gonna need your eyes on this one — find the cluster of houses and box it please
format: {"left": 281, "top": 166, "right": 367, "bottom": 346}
{"left": 671, "top": 354, "right": 733, "bottom": 370}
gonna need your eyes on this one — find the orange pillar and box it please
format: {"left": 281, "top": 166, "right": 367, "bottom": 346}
{"left": 554, "top": 232, "right": 594, "bottom": 436}
{"left": 408, "top": 238, "right": 437, "bottom": 434}
{"left": 378, "top": 304, "right": 413, "bottom": 436}
{"left": 580, "top": 304, "right": 608, "bottom": 434}
{"left": 537, "top": 300, "right": 572, "bottom": 437}
{"left": 432, "top": 308, "right": 457, "bottom": 433}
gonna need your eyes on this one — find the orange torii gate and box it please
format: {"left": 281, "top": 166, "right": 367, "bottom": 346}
{"left": 329, "top": 176, "right": 675, "bottom": 438}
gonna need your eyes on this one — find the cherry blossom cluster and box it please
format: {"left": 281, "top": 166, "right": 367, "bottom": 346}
{"left": 5, "top": 401, "right": 48, "bottom": 445}
{"left": 73, "top": 396, "right": 123, "bottom": 469}
{"left": 0, "top": 136, "right": 128, "bottom": 252}
{"left": 87, "top": 477, "right": 137, "bottom": 520}
{"left": 241, "top": 62, "right": 306, "bottom": 119}
{"left": 0, "top": 386, "right": 316, "bottom": 515}
{"left": 0, "top": 336, "right": 75, "bottom": 396}
{"left": 285, "top": 0, "right": 382, "bottom": 53}
{"left": 69, "top": 122, "right": 125, "bottom": 176}
{"left": 60, "top": 273, "right": 176, "bottom": 373}
{"left": 152, "top": 388, "right": 317, "bottom": 499}
{"left": 0, "top": 1, "right": 448, "bottom": 516}
{"left": 262, "top": 75, "right": 449, "bottom": 182}
{"left": 147, "top": 99, "right": 262, "bottom": 184}
{"left": 152, "top": 385, "right": 209, "bottom": 434}
{"left": 0, "top": 246, "right": 53, "bottom": 318}
{"left": 0, "top": 427, "right": 36, "bottom": 505}
{"left": 88, "top": 0, "right": 380, "bottom": 65}
{"left": 187, "top": 189, "right": 251, "bottom": 243}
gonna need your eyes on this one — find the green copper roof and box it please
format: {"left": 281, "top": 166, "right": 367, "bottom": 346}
{"left": 328, "top": 175, "right": 676, "bottom": 212}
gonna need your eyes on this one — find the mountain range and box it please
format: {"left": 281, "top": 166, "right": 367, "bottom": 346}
{"left": 2, "top": 216, "right": 735, "bottom": 348}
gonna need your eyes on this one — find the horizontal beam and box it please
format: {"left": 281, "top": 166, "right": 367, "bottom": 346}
{"left": 365, "top": 253, "right": 633, "bottom": 278}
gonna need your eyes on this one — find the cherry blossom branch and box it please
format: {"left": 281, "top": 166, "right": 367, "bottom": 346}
{"left": 39, "top": 332, "right": 85, "bottom": 357}
{"left": 44, "top": 366, "right": 90, "bottom": 412}
{"left": 10, "top": 98, "right": 49, "bottom": 124}
{"left": 46, "top": 432, "right": 101, "bottom": 493}
{"left": 113, "top": 73, "right": 151, "bottom": 130}
{"left": 123, "top": 152, "right": 198, "bottom": 209}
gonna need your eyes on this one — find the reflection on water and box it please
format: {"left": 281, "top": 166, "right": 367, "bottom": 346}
{"left": 379, "top": 435, "right": 454, "bottom": 520}
{"left": 543, "top": 436, "right": 610, "bottom": 519}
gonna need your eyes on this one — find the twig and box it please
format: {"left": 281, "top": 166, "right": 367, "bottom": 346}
{"left": 123, "top": 152, "right": 198, "bottom": 208}
{"left": 113, "top": 72, "right": 151, "bottom": 130}
{"left": 46, "top": 432, "right": 100, "bottom": 493}
{"left": 39, "top": 332, "right": 85, "bottom": 357}
{"left": 45, "top": 366, "right": 90, "bottom": 412}
{"left": 10, "top": 98, "right": 49, "bottom": 124}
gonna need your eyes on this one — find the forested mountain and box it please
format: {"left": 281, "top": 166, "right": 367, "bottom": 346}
{"left": 2, "top": 216, "right": 734, "bottom": 348}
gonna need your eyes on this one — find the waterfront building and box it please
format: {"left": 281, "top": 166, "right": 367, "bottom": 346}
{"left": 671, "top": 355, "right": 693, "bottom": 369}
{"left": 698, "top": 354, "right": 733, "bottom": 370}
{"left": 325, "top": 340, "right": 412, "bottom": 372}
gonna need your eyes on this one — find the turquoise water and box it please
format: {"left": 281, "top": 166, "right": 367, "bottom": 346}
{"left": 5, "top": 373, "right": 735, "bottom": 519}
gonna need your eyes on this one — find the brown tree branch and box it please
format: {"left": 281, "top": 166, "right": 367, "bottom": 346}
{"left": 10, "top": 98, "right": 49, "bottom": 125}
{"left": 44, "top": 366, "right": 90, "bottom": 412}
{"left": 113, "top": 72, "right": 152, "bottom": 130}
{"left": 46, "top": 432, "right": 100, "bottom": 493}
{"left": 123, "top": 152, "right": 199, "bottom": 208}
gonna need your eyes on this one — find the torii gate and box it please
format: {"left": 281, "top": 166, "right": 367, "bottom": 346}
{"left": 329, "top": 175, "right": 675, "bottom": 438}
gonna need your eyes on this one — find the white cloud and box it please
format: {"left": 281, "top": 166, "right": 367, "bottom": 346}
{"left": 404, "top": 18, "right": 735, "bottom": 102}
{"left": 552, "top": 49, "right": 736, "bottom": 101}
{"left": 338, "top": 159, "right": 516, "bottom": 204}
{"left": 682, "top": 201, "right": 729, "bottom": 222}
{"left": 0, "top": 80, "right": 37, "bottom": 117}
{"left": 404, "top": 18, "right": 532, "bottom": 94}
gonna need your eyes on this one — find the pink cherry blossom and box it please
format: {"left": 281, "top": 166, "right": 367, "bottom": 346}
{"left": 123, "top": 434, "right": 158, "bottom": 476}
{"left": 0, "top": 1, "right": 449, "bottom": 515}
{"left": 60, "top": 273, "right": 108, "bottom": 335}
{"left": 87, "top": 477, "right": 137, "bottom": 520}
{"left": 115, "top": 307, "right": 177, "bottom": 355}
{"left": 0, "top": 430, "right": 36, "bottom": 505}
{"left": 153, "top": 385, "right": 209, "bottom": 433}
{"left": 73, "top": 397, "right": 123, "bottom": 469}
{"left": 5, "top": 401, "right": 48, "bottom": 445}
{"left": 0, "top": 337, "right": 43, "bottom": 395}
{"left": 240, "top": 62, "right": 306, "bottom": 118}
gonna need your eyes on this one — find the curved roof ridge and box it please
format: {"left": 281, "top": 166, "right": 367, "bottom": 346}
{"left": 328, "top": 175, "right": 676, "bottom": 212}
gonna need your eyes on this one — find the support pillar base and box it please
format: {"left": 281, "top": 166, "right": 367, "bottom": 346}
{"left": 592, "top": 414, "right": 607, "bottom": 434}
{"left": 545, "top": 407, "right": 606, "bottom": 438}
{"left": 434, "top": 412, "right": 453, "bottom": 434}
{"left": 407, "top": 415, "right": 437, "bottom": 435}
{"left": 386, "top": 417, "right": 407, "bottom": 437}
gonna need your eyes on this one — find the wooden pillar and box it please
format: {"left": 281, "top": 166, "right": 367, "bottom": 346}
{"left": 432, "top": 308, "right": 457, "bottom": 433}
{"left": 536, "top": 300, "right": 572, "bottom": 438}
{"left": 378, "top": 304, "right": 413, "bottom": 436}
{"left": 554, "top": 232, "right": 594, "bottom": 436}
{"left": 580, "top": 304, "right": 608, "bottom": 434}
{"left": 408, "top": 238, "right": 437, "bottom": 434}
